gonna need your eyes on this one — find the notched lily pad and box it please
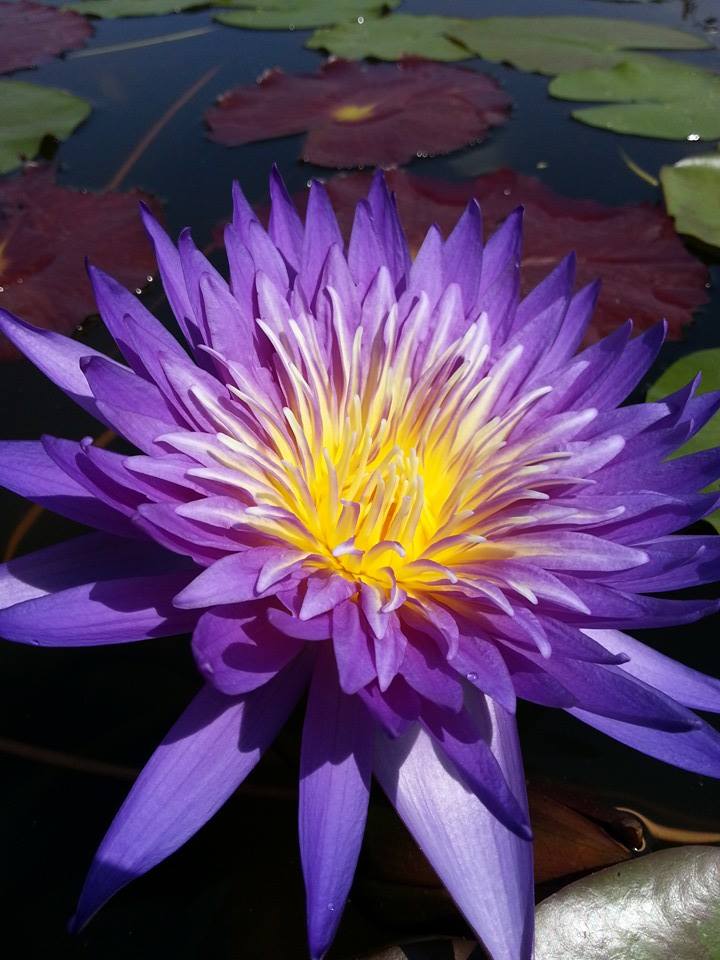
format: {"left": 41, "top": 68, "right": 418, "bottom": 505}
{"left": 216, "top": 0, "right": 399, "bottom": 31}
{"left": 308, "top": 15, "right": 708, "bottom": 73}
{"left": 205, "top": 59, "right": 511, "bottom": 168}
{"left": 0, "top": 79, "right": 90, "bottom": 175}
{"left": 550, "top": 54, "right": 720, "bottom": 140}
{"left": 0, "top": 0, "right": 92, "bottom": 75}
{"left": 316, "top": 168, "right": 708, "bottom": 340}
{"left": 0, "top": 166, "right": 161, "bottom": 359}
{"left": 535, "top": 846, "right": 720, "bottom": 960}
{"left": 660, "top": 150, "right": 720, "bottom": 250}
{"left": 648, "top": 350, "right": 720, "bottom": 530}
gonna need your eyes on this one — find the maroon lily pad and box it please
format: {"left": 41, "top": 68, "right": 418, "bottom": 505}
{"left": 0, "top": 166, "right": 161, "bottom": 360}
{"left": 205, "top": 59, "right": 511, "bottom": 169}
{"left": 0, "top": 1, "right": 92, "bottom": 75}
{"left": 316, "top": 168, "right": 709, "bottom": 340}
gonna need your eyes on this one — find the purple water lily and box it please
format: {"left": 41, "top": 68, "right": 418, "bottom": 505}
{"left": 2, "top": 170, "right": 720, "bottom": 960}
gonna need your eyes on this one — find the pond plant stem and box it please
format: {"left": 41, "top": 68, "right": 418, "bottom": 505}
{"left": 104, "top": 65, "right": 220, "bottom": 192}
{"left": 69, "top": 26, "right": 216, "bottom": 60}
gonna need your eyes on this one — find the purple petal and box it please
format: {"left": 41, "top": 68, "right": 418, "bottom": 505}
{"left": 332, "top": 599, "right": 376, "bottom": 694}
{"left": 374, "top": 693, "right": 534, "bottom": 960}
{"left": 173, "top": 548, "right": 302, "bottom": 609}
{"left": 268, "top": 166, "right": 304, "bottom": 270}
{"left": 0, "top": 309, "right": 105, "bottom": 420}
{"left": 0, "top": 569, "right": 198, "bottom": 646}
{"left": 300, "top": 573, "right": 355, "bottom": 620}
{"left": 366, "top": 170, "right": 411, "bottom": 290}
{"left": 87, "top": 265, "right": 189, "bottom": 386}
{"left": 192, "top": 605, "right": 303, "bottom": 694}
{"left": 449, "top": 632, "right": 516, "bottom": 713}
{"left": 73, "top": 656, "right": 312, "bottom": 929}
{"left": 569, "top": 707, "right": 720, "bottom": 778}
{"left": 0, "top": 441, "right": 136, "bottom": 538}
{"left": 443, "top": 199, "right": 483, "bottom": 316}
{"left": 0, "top": 532, "right": 188, "bottom": 608}
{"left": 299, "top": 649, "right": 372, "bottom": 959}
{"left": 140, "top": 203, "right": 201, "bottom": 350}
{"left": 422, "top": 702, "right": 531, "bottom": 840}
{"left": 534, "top": 656, "right": 700, "bottom": 732}
{"left": 586, "top": 629, "right": 720, "bottom": 713}
{"left": 301, "top": 181, "right": 344, "bottom": 304}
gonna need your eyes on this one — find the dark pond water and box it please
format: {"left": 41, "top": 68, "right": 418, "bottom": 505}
{"left": 1, "top": 0, "right": 720, "bottom": 957}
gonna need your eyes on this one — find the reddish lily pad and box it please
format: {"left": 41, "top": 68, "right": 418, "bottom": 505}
{"left": 0, "top": 166, "right": 161, "bottom": 361}
{"left": 0, "top": 1, "right": 92, "bottom": 75}
{"left": 314, "top": 168, "right": 708, "bottom": 340}
{"left": 205, "top": 59, "right": 511, "bottom": 168}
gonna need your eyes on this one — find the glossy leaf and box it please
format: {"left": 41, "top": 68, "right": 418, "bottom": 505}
{"left": 65, "top": 0, "right": 210, "bottom": 18}
{"left": 647, "top": 349, "right": 720, "bottom": 530}
{"left": 205, "top": 59, "right": 510, "bottom": 168}
{"left": 308, "top": 168, "right": 708, "bottom": 340}
{"left": 535, "top": 846, "right": 720, "bottom": 959}
{"left": 550, "top": 54, "right": 720, "bottom": 140}
{"left": 0, "top": 0, "right": 92, "bottom": 75}
{"left": 0, "top": 166, "right": 161, "bottom": 360}
{"left": 216, "top": 0, "right": 399, "bottom": 31}
{"left": 0, "top": 80, "right": 90, "bottom": 175}
{"left": 660, "top": 151, "right": 720, "bottom": 249}
{"left": 308, "top": 15, "right": 708, "bottom": 73}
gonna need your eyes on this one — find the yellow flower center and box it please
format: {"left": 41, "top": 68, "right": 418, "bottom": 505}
{"left": 332, "top": 103, "right": 376, "bottom": 123}
{"left": 207, "top": 305, "right": 556, "bottom": 602}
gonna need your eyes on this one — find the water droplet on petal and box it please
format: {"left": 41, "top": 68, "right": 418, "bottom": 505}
{"left": 135, "top": 288, "right": 143, "bottom": 294}
{"left": 327, "top": 902, "right": 336, "bottom": 912}
{"left": 466, "top": 672, "right": 478, "bottom": 682}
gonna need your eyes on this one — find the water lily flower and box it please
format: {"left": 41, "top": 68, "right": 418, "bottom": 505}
{"left": 2, "top": 170, "right": 720, "bottom": 960}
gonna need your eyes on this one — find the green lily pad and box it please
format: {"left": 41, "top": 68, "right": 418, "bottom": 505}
{"left": 64, "top": 0, "right": 209, "bottom": 17}
{"left": 648, "top": 350, "right": 720, "bottom": 530}
{"left": 535, "top": 846, "right": 720, "bottom": 959}
{"left": 216, "top": 0, "right": 398, "bottom": 31}
{"left": 307, "top": 14, "right": 470, "bottom": 61}
{"left": 550, "top": 54, "right": 720, "bottom": 140}
{"left": 660, "top": 151, "right": 720, "bottom": 249}
{"left": 460, "top": 16, "right": 708, "bottom": 75}
{"left": 308, "top": 15, "right": 708, "bottom": 73}
{"left": 0, "top": 80, "right": 90, "bottom": 174}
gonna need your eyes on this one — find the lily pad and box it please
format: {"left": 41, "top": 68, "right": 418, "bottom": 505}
{"left": 308, "top": 15, "right": 471, "bottom": 61}
{"left": 535, "top": 846, "right": 720, "bottom": 959}
{"left": 0, "top": 0, "right": 92, "bottom": 75}
{"left": 311, "top": 168, "right": 708, "bottom": 339}
{"left": 0, "top": 166, "right": 161, "bottom": 360}
{"left": 0, "top": 80, "right": 90, "bottom": 175}
{"left": 64, "top": 0, "right": 210, "bottom": 18}
{"left": 205, "top": 59, "right": 511, "bottom": 168}
{"left": 660, "top": 151, "right": 720, "bottom": 249}
{"left": 216, "top": 0, "right": 399, "bottom": 31}
{"left": 550, "top": 54, "right": 720, "bottom": 140}
{"left": 647, "top": 349, "right": 720, "bottom": 530}
{"left": 308, "top": 15, "right": 708, "bottom": 73}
